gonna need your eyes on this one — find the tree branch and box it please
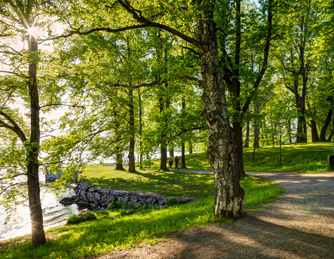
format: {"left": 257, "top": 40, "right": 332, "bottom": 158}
{"left": 168, "top": 125, "right": 205, "bottom": 142}
{"left": 40, "top": 103, "right": 85, "bottom": 109}
{"left": 242, "top": 0, "right": 273, "bottom": 114}
{"left": 40, "top": 24, "right": 150, "bottom": 42}
{"left": 117, "top": 0, "right": 201, "bottom": 49}
{"left": 0, "top": 111, "right": 27, "bottom": 143}
{"left": 181, "top": 46, "right": 200, "bottom": 56}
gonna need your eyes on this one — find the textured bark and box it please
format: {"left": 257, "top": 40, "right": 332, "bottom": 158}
{"left": 196, "top": 1, "right": 244, "bottom": 218}
{"left": 27, "top": 35, "right": 46, "bottom": 246}
{"left": 117, "top": 0, "right": 244, "bottom": 218}
{"left": 320, "top": 109, "right": 333, "bottom": 142}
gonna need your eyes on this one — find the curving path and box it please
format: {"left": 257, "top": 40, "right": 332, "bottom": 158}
{"left": 97, "top": 171, "right": 334, "bottom": 259}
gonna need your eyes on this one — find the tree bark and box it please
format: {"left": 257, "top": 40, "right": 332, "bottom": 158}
{"left": 320, "top": 108, "right": 333, "bottom": 141}
{"left": 310, "top": 120, "right": 319, "bottom": 142}
{"left": 196, "top": 2, "right": 244, "bottom": 218}
{"left": 27, "top": 35, "right": 46, "bottom": 246}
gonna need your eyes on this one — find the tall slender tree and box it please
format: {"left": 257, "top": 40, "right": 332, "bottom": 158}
{"left": 0, "top": 0, "right": 47, "bottom": 246}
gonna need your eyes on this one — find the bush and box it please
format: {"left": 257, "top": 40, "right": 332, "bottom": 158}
{"left": 167, "top": 198, "right": 186, "bottom": 206}
{"left": 107, "top": 201, "right": 131, "bottom": 210}
{"left": 66, "top": 211, "right": 97, "bottom": 225}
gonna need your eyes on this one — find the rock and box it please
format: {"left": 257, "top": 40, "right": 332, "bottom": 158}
{"left": 68, "top": 182, "right": 193, "bottom": 210}
{"left": 59, "top": 197, "right": 75, "bottom": 205}
{"left": 78, "top": 182, "right": 91, "bottom": 191}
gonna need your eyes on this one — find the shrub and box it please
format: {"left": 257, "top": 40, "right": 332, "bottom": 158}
{"left": 66, "top": 211, "right": 97, "bottom": 225}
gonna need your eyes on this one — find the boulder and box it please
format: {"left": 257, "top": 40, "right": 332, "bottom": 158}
{"left": 59, "top": 197, "right": 75, "bottom": 205}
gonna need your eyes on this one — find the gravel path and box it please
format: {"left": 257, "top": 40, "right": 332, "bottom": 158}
{"left": 96, "top": 171, "right": 334, "bottom": 259}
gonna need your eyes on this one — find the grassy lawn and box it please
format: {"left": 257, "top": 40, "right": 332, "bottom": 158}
{"left": 0, "top": 165, "right": 282, "bottom": 259}
{"left": 244, "top": 142, "right": 334, "bottom": 173}
{"left": 150, "top": 142, "right": 334, "bottom": 173}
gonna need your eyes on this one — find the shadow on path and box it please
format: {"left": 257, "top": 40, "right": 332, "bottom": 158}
{"left": 98, "top": 171, "right": 334, "bottom": 259}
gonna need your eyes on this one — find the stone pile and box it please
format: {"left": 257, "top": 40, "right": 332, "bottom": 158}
{"left": 60, "top": 182, "right": 192, "bottom": 209}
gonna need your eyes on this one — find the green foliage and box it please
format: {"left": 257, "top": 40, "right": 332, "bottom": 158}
{"left": 166, "top": 197, "right": 187, "bottom": 206}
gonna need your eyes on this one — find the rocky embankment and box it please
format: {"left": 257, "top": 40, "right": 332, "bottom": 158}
{"left": 60, "top": 182, "right": 192, "bottom": 209}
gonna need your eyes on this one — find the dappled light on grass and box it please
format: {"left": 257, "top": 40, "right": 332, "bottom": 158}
{"left": 244, "top": 142, "right": 334, "bottom": 173}
{"left": 83, "top": 167, "right": 215, "bottom": 198}
{"left": 0, "top": 173, "right": 282, "bottom": 259}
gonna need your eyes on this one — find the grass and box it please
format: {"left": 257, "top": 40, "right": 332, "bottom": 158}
{"left": 244, "top": 142, "right": 334, "bottom": 173}
{"left": 81, "top": 165, "right": 214, "bottom": 197}
{"left": 149, "top": 142, "right": 334, "bottom": 173}
{"left": 150, "top": 153, "right": 213, "bottom": 170}
{"left": 0, "top": 164, "right": 282, "bottom": 258}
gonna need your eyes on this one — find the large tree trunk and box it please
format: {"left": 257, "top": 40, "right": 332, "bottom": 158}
{"left": 27, "top": 35, "right": 46, "bottom": 246}
{"left": 196, "top": 3, "right": 244, "bottom": 218}
{"left": 320, "top": 108, "right": 333, "bottom": 141}
{"left": 310, "top": 120, "right": 319, "bottom": 142}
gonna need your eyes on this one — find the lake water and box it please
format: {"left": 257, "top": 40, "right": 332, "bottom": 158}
{"left": 0, "top": 185, "right": 78, "bottom": 241}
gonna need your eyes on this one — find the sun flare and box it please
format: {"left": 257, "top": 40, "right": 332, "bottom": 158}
{"left": 27, "top": 26, "right": 41, "bottom": 38}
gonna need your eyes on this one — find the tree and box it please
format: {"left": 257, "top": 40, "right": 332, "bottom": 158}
{"left": 53, "top": 0, "right": 244, "bottom": 218}
{"left": 0, "top": 0, "right": 46, "bottom": 246}
{"left": 273, "top": 0, "right": 319, "bottom": 143}
{"left": 217, "top": 0, "right": 273, "bottom": 175}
